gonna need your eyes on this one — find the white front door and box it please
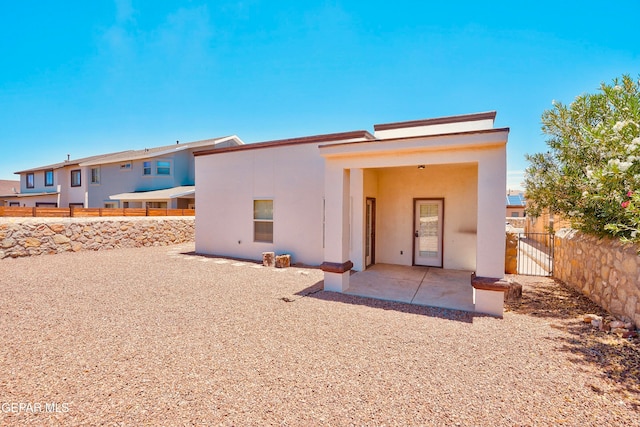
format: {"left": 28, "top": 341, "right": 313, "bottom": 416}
{"left": 414, "top": 199, "right": 443, "bottom": 267}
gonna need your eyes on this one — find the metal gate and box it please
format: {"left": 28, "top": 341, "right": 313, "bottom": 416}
{"left": 517, "top": 233, "right": 554, "bottom": 276}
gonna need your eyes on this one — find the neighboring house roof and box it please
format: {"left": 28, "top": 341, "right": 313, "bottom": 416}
{"left": 80, "top": 136, "right": 241, "bottom": 167}
{"left": 14, "top": 152, "right": 127, "bottom": 174}
{"left": 109, "top": 186, "right": 195, "bottom": 201}
{"left": 506, "top": 194, "right": 526, "bottom": 206}
{"left": 0, "top": 180, "right": 20, "bottom": 196}
{"left": 14, "top": 136, "right": 243, "bottom": 173}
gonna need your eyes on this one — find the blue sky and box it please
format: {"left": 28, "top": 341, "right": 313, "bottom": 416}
{"left": 1, "top": 1, "right": 639, "bottom": 190}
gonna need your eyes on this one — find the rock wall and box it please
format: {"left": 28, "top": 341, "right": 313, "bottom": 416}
{"left": 0, "top": 217, "right": 194, "bottom": 259}
{"left": 554, "top": 228, "right": 640, "bottom": 326}
{"left": 505, "top": 232, "right": 517, "bottom": 274}
{"left": 506, "top": 217, "right": 526, "bottom": 228}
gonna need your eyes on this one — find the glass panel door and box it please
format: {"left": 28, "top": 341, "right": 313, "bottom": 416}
{"left": 414, "top": 199, "right": 443, "bottom": 267}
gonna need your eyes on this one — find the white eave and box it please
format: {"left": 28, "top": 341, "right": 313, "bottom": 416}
{"left": 0, "top": 191, "right": 59, "bottom": 198}
{"left": 318, "top": 128, "right": 509, "bottom": 158}
{"left": 109, "top": 186, "right": 195, "bottom": 201}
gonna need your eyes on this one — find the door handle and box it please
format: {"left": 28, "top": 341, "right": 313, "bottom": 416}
{"left": 414, "top": 230, "right": 419, "bottom": 238}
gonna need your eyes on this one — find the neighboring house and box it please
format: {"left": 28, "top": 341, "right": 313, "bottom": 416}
{"left": 79, "top": 136, "right": 242, "bottom": 209}
{"left": 506, "top": 193, "right": 526, "bottom": 217}
{"left": 4, "top": 136, "right": 243, "bottom": 208}
{"left": 194, "top": 111, "right": 508, "bottom": 295}
{"left": 0, "top": 180, "right": 20, "bottom": 206}
{"left": 525, "top": 209, "right": 571, "bottom": 234}
{"left": 6, "top": 153, "right": 110, "bottom": 207}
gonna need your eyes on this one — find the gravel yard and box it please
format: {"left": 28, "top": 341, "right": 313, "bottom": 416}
{"left": 1, "top": 243, "right": 638, "bottom": 426}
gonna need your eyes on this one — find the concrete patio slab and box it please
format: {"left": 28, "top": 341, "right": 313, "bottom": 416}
{"left": 413, "top": 269, "right": 475, "bottom": 311}
{"left": 346, "top": 263, "right": 474, "bottom": 312}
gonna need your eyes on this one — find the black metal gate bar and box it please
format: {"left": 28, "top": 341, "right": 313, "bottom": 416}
{"left": 517, "top": 233, "right": 554, "bottom": 276}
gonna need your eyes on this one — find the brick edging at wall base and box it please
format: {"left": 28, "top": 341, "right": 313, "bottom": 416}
{"left": 0, "top": 217, "right": 195, "bottom": 259}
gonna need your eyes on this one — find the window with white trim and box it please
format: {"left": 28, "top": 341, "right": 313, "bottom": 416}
{"left": 254, "top": 199, "right": 273, "bottom": 243}
{"left": 44, "top": 170, "right": 54, "bottom": 187}
{"left": 26, "top": 173, "right": 34, "bottom": 188}
{"left": 156, "top": 160, "right": 171, "bottom": 175}
{"left": 71, "top": 170, "right": 81, "bottom": 187}
{"left": 143, "top": 161, "right": 151, "bottom": 175}
{"left": 90, "top": 167, "right": 100, "bottom": 184}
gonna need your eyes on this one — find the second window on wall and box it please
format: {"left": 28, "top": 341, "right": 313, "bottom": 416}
{"left": 156, "top": 161, "right": 171, "bottom": 175}
{"left": 254, "top": 199, "right": 273, "bottom": 243}
{"left": 90, "top": 167, "right": 100, "bottom": 184}
{"left": 143, "top": 160, "right": 171, "bottom": 176}
{"left": 143, "top": 161, "right": 152, "bottom": 175}
{"left": 71, "top": 170, "right": 81, "bottom": 187}
{"left": 44, "top": 170, "right": 54, "bottom": 187}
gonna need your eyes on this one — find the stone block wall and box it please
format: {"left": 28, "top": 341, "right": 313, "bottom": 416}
{"left": 505, "top": 232, "right": 518, "bottom": 274}
{"left": 506, "top": 217, "right": 526, "bottom": 228}
{"left": 0, "top": 217, "right": 194, "bottom": 259}
{"left": 554, "top": 228, "right": 640, "bottom": 326}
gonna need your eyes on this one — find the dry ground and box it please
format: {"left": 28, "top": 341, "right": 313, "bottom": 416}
{"left": 1, "top": 243, "right": 638, "bottom": 426}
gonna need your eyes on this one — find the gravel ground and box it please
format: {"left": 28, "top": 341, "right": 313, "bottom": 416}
{"left": 1, "top": 243, "right": 638, "bottom": 426}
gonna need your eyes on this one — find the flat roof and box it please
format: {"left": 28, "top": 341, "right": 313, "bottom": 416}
{"left": 374, "top": 111, "right": 497, "bottom": 132}
{"left": 194, "top": 130, "right": 375, "bottom": 157}
{"left": 319, "top": 127, "right": 510, "bottom": 151}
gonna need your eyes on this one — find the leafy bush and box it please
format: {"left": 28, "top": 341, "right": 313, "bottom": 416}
{"left": 524, "top": 75, "right": 640, "bottom": 243}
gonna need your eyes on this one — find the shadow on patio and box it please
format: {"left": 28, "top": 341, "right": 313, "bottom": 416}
{"left": 294, "top": 264, "right": 482, "bottom": 324}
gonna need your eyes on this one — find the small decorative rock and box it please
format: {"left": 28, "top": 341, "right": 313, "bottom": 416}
{"left": 583, "top": 314, "right": 602, "bottom": 323}
{"left": 611, "top": 327, "right": 627, "bottom": 336}
{"left": 504, "top": 280, "right": 522, "bottom": 302}
{"left": 262, "top": 252, "right": 275, "bottom": 267}
{"left": 275, "top": 254, "right": 291, "bottom": 268}
{"left": 583, "top": 312, "right": 637, "bottom": 339}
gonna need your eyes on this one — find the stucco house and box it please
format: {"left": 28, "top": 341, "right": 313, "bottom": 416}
{"left": 4, "top": 136, "right": 243, "bottom": 208}
{"left": 194, "top": 111, "right": 509, "bottom": 315}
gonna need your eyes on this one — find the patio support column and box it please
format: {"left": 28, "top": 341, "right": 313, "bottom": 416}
{"left": 474, "top": 153, "right": 507, "bottom": 316}
{"left": 476, "top": 155, "right": 506, "bottom": 278}
{"left": 350, "top": 168, "right": 364, "bottom": 272}
{"left": 322, "top": 163, "right": 353, "bottom": 292}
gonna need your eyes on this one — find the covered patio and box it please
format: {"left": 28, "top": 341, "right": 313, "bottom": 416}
{"left": 346, "top": 264, "right": 475, "bottom": 312}
{"left": 319, "top": 113, "right": 510, "bottom": 316}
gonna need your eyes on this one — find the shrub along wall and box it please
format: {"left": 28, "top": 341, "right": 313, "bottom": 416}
{"left": 554, "top": 229, "right": 640, "bottom": 326}
{"left": 0, "top": 217, "right": 194, "bottom": 259}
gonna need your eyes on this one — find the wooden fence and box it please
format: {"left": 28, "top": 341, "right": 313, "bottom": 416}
{"left": 0, "top": 206, "right": 196, "bottom": 218}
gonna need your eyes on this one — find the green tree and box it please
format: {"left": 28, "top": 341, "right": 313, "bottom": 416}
{"left": 524, "top": 74, "right": 640, "bottom": 242}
